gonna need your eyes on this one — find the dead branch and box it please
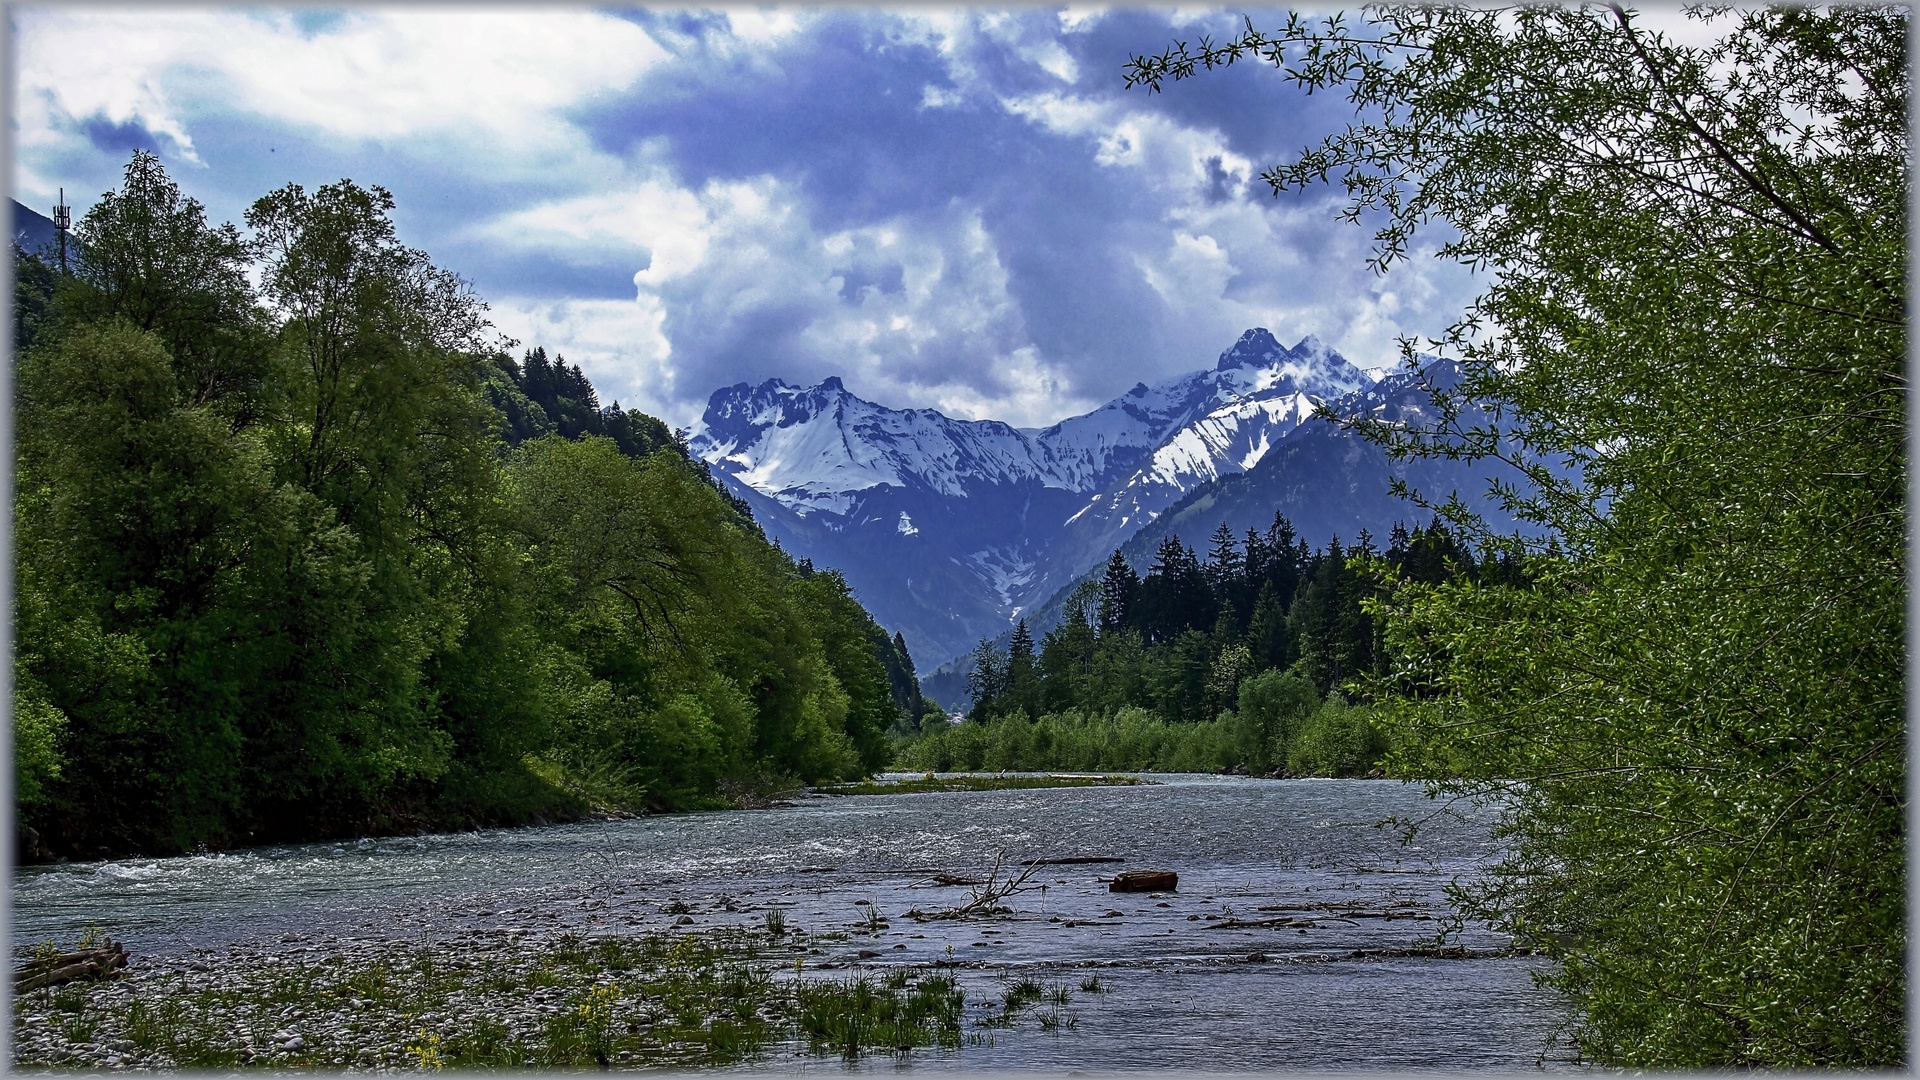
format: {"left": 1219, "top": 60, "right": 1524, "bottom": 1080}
{"left": 905, "top": 851, "right": 1043, "bottom": 920}
{"left": 14, "top": 940, "right": 129, "bottom": 993}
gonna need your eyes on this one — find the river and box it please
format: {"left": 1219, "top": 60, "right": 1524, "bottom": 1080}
{"left": 14, "top": 775, "right": 1575, "bottom": 1070}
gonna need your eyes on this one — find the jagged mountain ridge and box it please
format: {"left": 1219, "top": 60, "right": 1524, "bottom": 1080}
{"left": 918, "top": 357, "right": 1537, "bottom": 709}
{"left": 689, "top": 329, "right": 1371, "bottom": 669}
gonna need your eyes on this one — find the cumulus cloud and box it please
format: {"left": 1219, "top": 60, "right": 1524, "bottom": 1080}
{"left": 477, "top": 168, "right": 1081, "bottom": 429}
{"left": 14, "top": 7, "right": 665, "bottom": 192}
{"left": 14, "top": 6, "right": 1484, "bottom": 431}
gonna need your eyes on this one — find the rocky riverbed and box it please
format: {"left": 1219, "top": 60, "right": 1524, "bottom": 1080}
{"left": 14, "top": 777, "right": 1577, "bottom": 1071}
{"left": 13, "top": 923, "right": 1004, "bottom": 1071}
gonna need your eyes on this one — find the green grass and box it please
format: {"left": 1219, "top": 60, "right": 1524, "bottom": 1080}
{"left": 817, "top": 772, "right": 1151, "bottom": 796}
{"left": 13, "top": 929, "right": 1088, "bottom": 1070}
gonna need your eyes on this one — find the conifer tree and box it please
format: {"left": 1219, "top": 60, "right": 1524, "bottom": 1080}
{"left": 1097, "top": 550, "right": 1138, "bottom": 636}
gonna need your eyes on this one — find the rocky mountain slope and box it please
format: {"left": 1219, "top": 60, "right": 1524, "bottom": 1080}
{"left": 917, "top": 358, "right": 1539, "bottom": 708}
{"left": 689, "top": 330, "right": 1376, "bottom": 668}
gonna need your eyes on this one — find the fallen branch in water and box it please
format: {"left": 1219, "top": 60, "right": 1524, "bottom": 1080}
{"left": 905, "top": 872, "right": 982, "bottom": 888}
{"left": 905, "top": 851, "right": 1042, "bottom": 920}
{"left": 1204, "top": 916, "right": 1356, "bottom": 930}
{"left": 1346, "top": 945, "right": 1501, "bottom": 960}
{"left": 1254, "top": 905, "right": 1432, "bottom": 920}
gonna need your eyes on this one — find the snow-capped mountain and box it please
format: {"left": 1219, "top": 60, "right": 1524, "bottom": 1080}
{"left": 918, "top": 357, "right": 1547, "bottom": 709}
{"left": 691, "top": 376, "right": 1059, "bottom": 516}
{"left": 1030, "top": 332, "right": 1367, "bottom": 604}
{"left": 688, "top": 329, "right": 1371, "bottom": 668}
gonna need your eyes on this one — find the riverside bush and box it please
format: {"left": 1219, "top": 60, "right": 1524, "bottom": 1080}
{"left": 1126, "top": 5, "right": 1906, "bottom": 1065}
{"left": 898, "top": 695, "right": 1385, "bottom": 777}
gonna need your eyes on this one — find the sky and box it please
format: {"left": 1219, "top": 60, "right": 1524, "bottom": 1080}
{"left": 13, "top": 6, "right": 1484, "bottom": 431}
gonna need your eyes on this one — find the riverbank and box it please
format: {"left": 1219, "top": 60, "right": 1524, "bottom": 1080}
{"left": 13, "top": 777, "right": 1572, "bottom": 1070}
{"left": 16, "top": 773, "right": 1146, "bottom": 866}
{"left": 13, "top": 926, "right": 1107, "bottom": 1071}
{"left": 816, "top": 773, "right": 1149, "bottom": 796}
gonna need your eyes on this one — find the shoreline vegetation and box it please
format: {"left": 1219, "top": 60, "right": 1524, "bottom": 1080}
{"left": 10, "top": 928, "right": 1098, "bottom": 1072}
{"left": 13, "top": 153, "right": 939, "bottom": 865}
{"left": 1121, "top": 7, "right": 1905, "bottom": 1066}
{"left": 814, "top": 773, "right": 1151, "bottom": 796}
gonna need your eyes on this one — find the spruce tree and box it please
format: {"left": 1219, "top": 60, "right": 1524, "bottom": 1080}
{"left": 1098, "top": 549, "right": 1139, "bottom": 637}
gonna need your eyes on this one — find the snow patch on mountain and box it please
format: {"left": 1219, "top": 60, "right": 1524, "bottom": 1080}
{"left": 685, "top": 327, "right": 1377, "bottom": 668}
{"left": 690, "top": 376, "right": 1063, "bottom": 514}
{"left": 963, "top": 545, "right": 1040, "bottom": 607}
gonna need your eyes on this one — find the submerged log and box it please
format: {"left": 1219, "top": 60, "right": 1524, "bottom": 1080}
{"left": 1109, "top": 870, "right": 1177, "bottom": 893}
{"left": 14, "top": 940, "right": 129, "bottom": 993}
{"left": 1021, "top": 856, "right": 1124, "bottom": 866}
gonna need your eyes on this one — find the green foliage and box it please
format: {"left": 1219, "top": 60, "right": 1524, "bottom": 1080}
{"left": 952, "top": 519, "right": 1455, "bottom": 764}
{"left": 14, "top": 153, "right": 904, "bottom": 854}
{"left": 1234, "top": 668, "right": 1318, "bottom": 773}
{"left": 1129, "top": 5, "right": 1905, "bottom": 1066}
{"left": 899, "top": 699, "right": 1382, "bottom": 777}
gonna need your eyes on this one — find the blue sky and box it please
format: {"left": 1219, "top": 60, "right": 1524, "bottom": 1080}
{"left": 14, "top": 6, "right": 1480, "bottom": 429}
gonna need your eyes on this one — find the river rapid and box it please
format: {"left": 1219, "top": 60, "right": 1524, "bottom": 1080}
{"left": 14, "top": 775, "right": 1574, "bottom": 1071}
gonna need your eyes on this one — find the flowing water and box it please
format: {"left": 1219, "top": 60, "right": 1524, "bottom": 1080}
{"left": 14, "top": 776, "right": 1574, "bottom": 1070}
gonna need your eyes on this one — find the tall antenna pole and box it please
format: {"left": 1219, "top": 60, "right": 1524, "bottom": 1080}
{"left": 52, "top": 188, "right": 70, "bottom": 273}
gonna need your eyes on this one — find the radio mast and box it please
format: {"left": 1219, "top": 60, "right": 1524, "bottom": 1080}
{"left": 52, "top": 187, "right": 70, "bottom": 273}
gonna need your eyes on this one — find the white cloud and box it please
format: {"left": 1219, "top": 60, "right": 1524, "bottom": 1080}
{"left": 1027, "top": 40, "right": 1080, "bottom": 83}
{"left": 15, "top": 8, "right": 667, "bottom": 183}
{"left": 721, "top": 6, "right": 804, "bottom": 44}
{"left": 472, "top": 173, "right": 718, "bottom": 283}
{"left": 1138, "top": 231, "right": 1236, "bottom": 309}
{"left": 1058, "top": 6, "right": 1108, "bottom": 33}
{"left": 488, "top": 295, "right": 683, "bottom": 422}
{"left": 467, "top": 166, "right": 1097, "bottom": 429}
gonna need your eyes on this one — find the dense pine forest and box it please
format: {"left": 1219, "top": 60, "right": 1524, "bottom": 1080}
{"left": 12, "top": 153, "right": 929, "bottom": 860}
{"left": 903, "top": 517, "right": 1510, "bottom": 776}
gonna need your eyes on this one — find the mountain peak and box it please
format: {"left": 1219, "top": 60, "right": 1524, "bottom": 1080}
{"left": 819, "top": 375, "right": 845, "bottom": 392}
{"left": 1216, "top": 327, "right": 1284, "bottom": 371}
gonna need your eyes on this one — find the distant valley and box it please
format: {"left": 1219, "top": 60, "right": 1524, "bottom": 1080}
{"left": 688, "top": 328, "right": 1523, "bottom": 693}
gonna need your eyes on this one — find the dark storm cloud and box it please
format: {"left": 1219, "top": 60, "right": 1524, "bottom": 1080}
{"left": 82, "top": 116, "right": 164, "bottom": 155}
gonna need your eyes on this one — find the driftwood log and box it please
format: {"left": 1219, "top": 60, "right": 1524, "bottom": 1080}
{"left": 14, "top": 940, "right": 129, "bottom": 993}
{"left": 1109, "top": 869, "right": 1177, "bottom": 893}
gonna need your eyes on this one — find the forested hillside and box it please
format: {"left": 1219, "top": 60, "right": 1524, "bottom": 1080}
{"left": 13, "top": 153, "right": 917, "bottom": 860}
{"left": 905, "top": 514, "right": 1510, "bottom": 776}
